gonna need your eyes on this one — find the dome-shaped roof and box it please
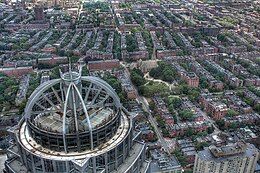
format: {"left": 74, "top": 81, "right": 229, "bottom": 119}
{"left": 25, "top": 66, "right": 122, "bottom": 152}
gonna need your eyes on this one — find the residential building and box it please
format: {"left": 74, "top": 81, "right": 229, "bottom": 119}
{"left": 150, "top": 150, "right": 182, "bottom": 173}
{"left": 172, "top": 62, "right": 199, "bottom": 88}
{"left": 194, "top": 142, "right": 259, "bottom": 173}
{"left": 88, "top": 59, "right": 120, "bottom": 71}
{"left": 34, "top": 6, "right": 45, "bottom": 21}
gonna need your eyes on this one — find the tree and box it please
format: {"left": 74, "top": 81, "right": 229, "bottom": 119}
{"left": 70, "top": 56, "right": 80, "bottom": 63}
{"left": 187, "top": 88, "right": 200, "bottom": 102}
{"left": 118, "top": 92, "right": 127, "bottom": 103}
{"left": 244, "top": 98, "right": 254, "bottom": 106}
{"left": 113, "top": 31, "right": 122, "bottom": 59}
{"left": 216, "top": 119, "right": 226, "bottom": 130}
{"left": 179, "top": 84, "right": 189, "bottom": 95}
{"left": 236, "top": 90, "right": 244, "bottom": 98}
{"left": 103, "top": 75, "right": 122, "bottom": 93}
{"left": 149, "top": 61, "right": 176, "bottom": 82}
{"left": 229, "top": 122, "right": 238, "bottom": 129}
{"left": 81, "top": 67, "right": 89, "bottom": 76}
{"left": 142, "top": 30, "right": 153, "bottom": 58}
{"left": 217, "top": 34, "right": 227, "bottom": 42}
{"left": 226, "top": 109, "right": 239, "bottom": 117}
{"left": 254, "top": 104, "right": 260, "bottom": 114}
{"left": 130, "top": 68, "right": 145, "bottom": 87}
{"left": 195, "top": 141, "right": 210, "bottom": 151}
{"left": 200, "top": 76, "right": 208, "bottom": 89}
{"left": 126, "top": 34, "right": 138, "bottom": 52}
{"left": 185, "top": 128, "right": 194, "bottom": 137}
{"left": 149, "top": 67, "right": 161, "bottom": 78}
{"left": 173, "top": 149, "right": 188, "bottom": 167}
{"left": 162, "top": 68, "right": 175, "bottom": 82}
{"left": 138, "top": 80, "right": 168, "bottom": 97}
{"left": 50, "top": 67, "right": 60, "bottom": 79}
{"left": 26, "top": 73, "right": 41, "bottom": 98}
{"left": 248, "top": 86, "right": 260, "bottom": 97}
{"left": 103, "top": 74, "right": 127, "bottom": 103}
{"left": 179, "top": 109, "right": 194, "bottom": 121}
{"left": 156, "top": 116, "right": 165, "bottom": 127}
{"left": 0, "top": 73, "right": 19, "bottom": 111}
{"left": 168, "top": 103, "right": 175, "bottom": 113}
{"left": 38, "top": 63, "right": 54, "bottom": 69}
{"left": 167, "top": 96, "right": 182, "bottom": 109}
{"left": 207, "top": 125, "right": 214, "bottom": 134}
{"left": 18, "top": 100, "right": 27, "bottom": 114}
{"left": 196, "top": 131, "right": 208, "bottom": 137}
{"left": 149, "top": 101, "right": 156, "bottom": 111}
{"left": 162, "top": 128, "right": 169, "bottom": 137}
{"left": 12, "top": 44, "right": 21, "bottom": 50}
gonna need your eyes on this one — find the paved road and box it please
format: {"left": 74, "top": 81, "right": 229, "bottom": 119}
{"left": 196, "top": 107, "right": 220, "bottom": 134}
{"left": 121, "top": 64, "right": 172, "bottom": 155}
{"left": 139, "top": 96, "right": 171, "bottom": 155}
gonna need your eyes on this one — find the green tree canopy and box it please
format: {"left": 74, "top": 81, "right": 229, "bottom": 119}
{"left": 130, "top": 68, "right": 145, "bottom": 87}
{"left": 226, "top": 109, "right": 239, "bottom": 117}
{"left": 167, "top": 96, "right": 182, "bottom": 109}
{"left": 149, "top": 61, "right": 176, "bottom": 83}
{"left": 179, "top": 109, "right": 194, "bottom": 121}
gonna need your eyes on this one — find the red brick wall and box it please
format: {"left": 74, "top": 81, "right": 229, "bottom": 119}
{"left": 88, "top": 60, "right": 120, "bottom": 71}
{"left": 1, "top": 67, "right": 33, "bottom": 77}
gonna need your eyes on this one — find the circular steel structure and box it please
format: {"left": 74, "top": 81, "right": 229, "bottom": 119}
{"left": 4, "top": 67, "right": 149, "bottom": 173}
{"left": 25, "top": 72, "right": 122, "bottom": 153}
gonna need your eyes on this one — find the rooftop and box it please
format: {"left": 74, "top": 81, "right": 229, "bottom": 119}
{"left": 34, "top": 107, "right": 114, "bottom": 133}
{"left": 18, "top": 111, "right": 130, "bottom": 161}
{"left": 112, "top": 142, "right": 146, "bottom": 173}
{"left": 197, "top": 143, "right": 258, "bottom": 162}
{"left": 150, "top": 154, "right": 182, "bottom": 172}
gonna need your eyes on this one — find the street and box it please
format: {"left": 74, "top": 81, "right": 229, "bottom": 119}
{"left": 139, "top": 96, "right": 171, "bottom": 155}
{"left": 121, "top": 63, "right": 172, "bottom": 155}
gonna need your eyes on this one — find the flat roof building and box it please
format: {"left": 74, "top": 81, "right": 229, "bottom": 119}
{"left": 193, "top": 142, "right": 259, "bottom": 173}
{"left": 150, "top": 150, "right": 182, "bottom": 173}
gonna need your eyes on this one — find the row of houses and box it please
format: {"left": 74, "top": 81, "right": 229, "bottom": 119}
{"left": 222, "top": 58, "right": 260, "bottom": 87}
{"left": 200, "top": 91, "right": 259, "bottom": 121}
{"left": 167, "top": 121, "right": 209, "bottom": 137}
{"left": 114, "top": 70, "right": 137, "bottom": 100}
{"left": 172, "top": 62, "right": 199, "bottom": 88}
{"left": 153, "top": 95, "right": 210, "bottom": 138}
{"left": 121, "top": 32, "right": 149, "bottom": 61}
{"left": 152, "top": 96, "right": 175, "bottom": 125}
{"left": 199, "top": 92, "right": 228, "bottom": 120}
{"left": 223, "top": 113, "right": 260, "bottom": 128}
{"left": 224, "top": 91, "right": 252, "bottom": 114}
{"left": 204, "top": 60, "right": 243, "bottom": 88}
{"left": 189, "top": 60, "right": 224, "bottom": 90}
